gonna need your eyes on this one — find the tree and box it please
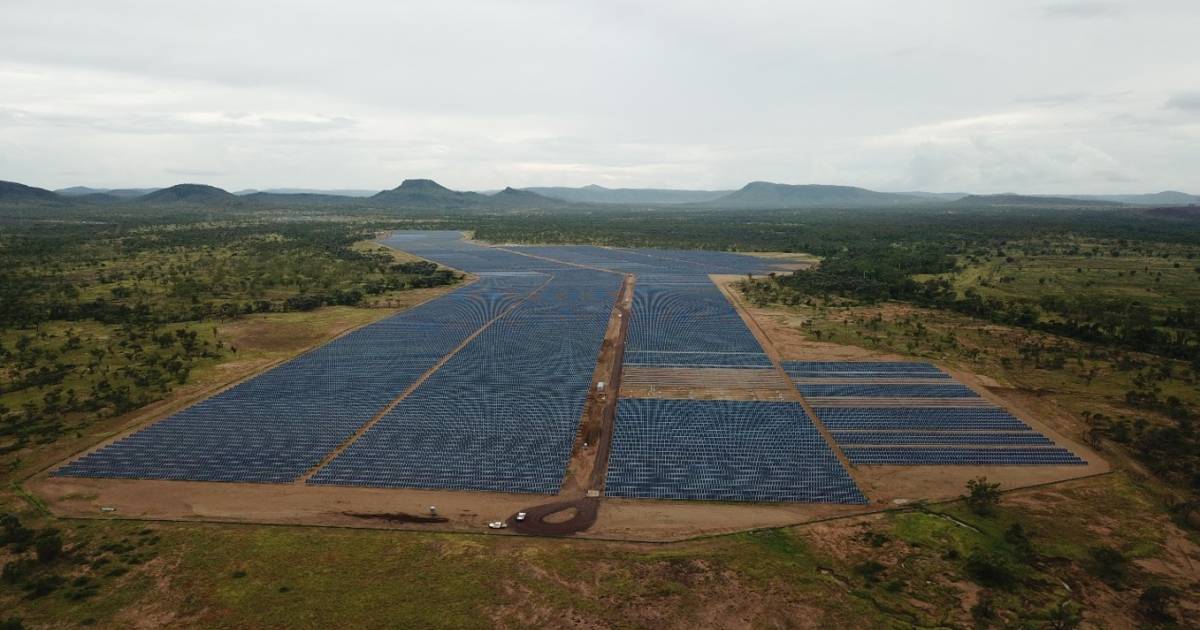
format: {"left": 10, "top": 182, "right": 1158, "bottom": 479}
{"left": 965, "top": 549, "right": 1018, "bottom": 587}
{"left": 34, "top": 529, "right": 63, "bottom": 563}
{"left": 1045, "top": 600, "right": 1082, "bottom": 630}
{"left": 1089, "top": 545, "right": 1127, "bottom": 584}
{"left": 1137, "top": 585, "right": 1179, "bottom": 624}
{"left": 965, "top": 477, "right": 1002, "bottom": 516}
{"left": 1004, "top": 523, "right": 1034, "bottom": 559}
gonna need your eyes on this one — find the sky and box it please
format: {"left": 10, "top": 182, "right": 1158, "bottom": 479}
{"left": 1, "top": 0, "right": 1198, "bottom": 194}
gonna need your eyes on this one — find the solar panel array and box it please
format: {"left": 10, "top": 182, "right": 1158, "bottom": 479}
{"left": 784, "top": 361, "right": 951, "bottom": 379}
{"left": 797, "top": 384, "right": 980, "bottom": 398}
{"left": 786, "top": 362, "right": 1086, "bottom": 467}
{"left": 843, "top": 448, "right": 1086, "bottom": 466}
{"left": 311, "top": 269, "right": 622, "bottom": 493}
{"left": 55, "top": 231, "right": 806, "bottom": 495}
{"left": 624, "top": 351, "right": 774, "bottom": 369}
{"left": 506, "top": 243, "right": 780, "bottom": 371}
{"left": 605, "top": 398, "right": 866, "bottom": 503}
{"left": 55, "top": 273, "right": 545, "bottom": 482}
{"left": 625, "top": 281, "right": 770, "bottom": 369}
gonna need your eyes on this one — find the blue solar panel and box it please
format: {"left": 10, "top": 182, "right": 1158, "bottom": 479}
{"left": 605, "top": 399, "right": 866, "bottom": 503}
{"left": 55, "top": 271, "right": 546, "bottom": 483}
{"left": 784, "top": 361, "right": 945, "bottom": 374}
{"left": 57, "top": 232, "right": 1082, "bottom": 493}
{"left": 813, "top": 407, "right": 1032, "bottom": 431}
{"left": 799, "top": 384, "right": 979, "bottom": 398}
{"left": 625, "top": 283, "right": 766, "bottom": 362}
{"left": 843, "top": 447, "right": 1086, "bottom": 466}
{"left": 624, "top": 351, "right": 774, "bottom": 369}
{"left": 310, "top": 269, "right": 622, "bottom": 493}
{"left": 832, "top": 431, "right": 1053, "bottom": 445}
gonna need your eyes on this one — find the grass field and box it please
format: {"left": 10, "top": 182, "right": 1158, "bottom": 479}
{"left": 918, "top": 238, "right": 1200, "bottom": 310}
{"left": 4, "top": 469, "right": 1190, "bottom": 628}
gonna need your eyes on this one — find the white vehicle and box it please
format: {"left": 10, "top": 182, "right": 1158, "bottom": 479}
{"left": 487, "top": 521, "right": 507, "bottom": 529}
{"left": 516, "top": 512, "right": 527, "bottom": 522}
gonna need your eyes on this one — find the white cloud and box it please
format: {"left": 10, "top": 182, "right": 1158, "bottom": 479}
{"left": 0, "top": 1, "right": 1198, "bottom": 193}
{"left": 1042, "top": 2, "right": 1123, "bottom": 19}
{"left": 1166, "top": 92, "right": 1200, "bottom": 113}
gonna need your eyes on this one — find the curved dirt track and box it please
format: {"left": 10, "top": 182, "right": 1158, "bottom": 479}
{"left": 509, "top": 497, "right": 600, "bottom": 536}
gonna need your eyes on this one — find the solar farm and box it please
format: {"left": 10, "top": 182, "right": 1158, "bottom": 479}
{"left": 37, "top": 230, "right": 1102, "bottom": 539}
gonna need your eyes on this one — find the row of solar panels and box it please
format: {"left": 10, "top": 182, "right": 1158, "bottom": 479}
{"left": 55, "top": 271, "right": 548, "bottom": 482}
{"left": 788, "top": 362, "right": 1085, "bottom": 467}
{"left": 604, "top": 398, "right": 867, "bottom": 504}
{"left": 625, "top": 281, "right": 770, "bottom": 369}
{"left": 310, "top": 268, "right": 623, "bottom": 494}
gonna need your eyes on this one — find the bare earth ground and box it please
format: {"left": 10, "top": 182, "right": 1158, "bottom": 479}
{"left": 28, "top": 270, "right": 1111, "bottom": 542}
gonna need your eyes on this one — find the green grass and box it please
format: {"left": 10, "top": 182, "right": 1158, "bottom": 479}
{"left": 913, "top": 237, "right": 1200, "bottom": 312}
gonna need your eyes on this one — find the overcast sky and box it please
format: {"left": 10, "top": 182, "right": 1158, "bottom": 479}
{"left": 1, "top": 1, "right": 1198, "bottom": 193}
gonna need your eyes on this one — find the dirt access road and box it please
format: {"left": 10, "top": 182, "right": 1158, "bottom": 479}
{"left": 511, "top": 273, "right": 634, "bottom": 535}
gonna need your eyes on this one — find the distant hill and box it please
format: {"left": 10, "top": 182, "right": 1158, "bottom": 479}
{"left": 235, "top": 188, "right": 378, "bottom": 198}
{"left": 138, "top": 184, "right": 239, "bottom": 205}
{"left": 56, "top": 186, "right": 161, "bottom": 198}
{"left": 895, "top": 191, "right": 970, "bottom": 202}
{"left": 698, "top": 182, "right": 920, "bottom": 209}
{"left": 949, "top": 193, "right": 1121, "bottom": 208}
{"left": 487, "top": 187, "right": 566, "bottom": 208}
{"left": 1144, "top": 205, "right": 1200, "bottom": 220}
{"left": 241, "top": 191, "right": 369, "bottom": 207}
{"left": 0, "top": 180, "right": 62, "bottom": 204}
{"left": 371, "top": 179, "right": 492, "bottom": 208}
{"left": 1057, "top": 191, "right": 1200, "bottom": 206}
{"left": 525, "top": 184, "right": 732, "bottom": 205}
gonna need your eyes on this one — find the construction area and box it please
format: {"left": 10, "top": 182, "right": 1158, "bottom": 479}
{"left": 29, "top": 231, "right": 1107, "bottom": 542}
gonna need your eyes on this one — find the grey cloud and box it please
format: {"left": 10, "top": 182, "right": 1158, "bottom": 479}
{"left": 1166, "top": 92, "right": 1200, "bottom": 112}
{"left": 166, "top": 168, "right": 227, "bottom": 177}
{"left": 1, "top": 1, "right": 1198, "bottom": 193}
{"left": 1042, "top": 2, "right": 1123, "bottom": 18}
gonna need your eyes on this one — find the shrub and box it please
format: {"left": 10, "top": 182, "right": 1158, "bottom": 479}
{"left": 1089, "top": 546, "right": 1128, "bottom": 584}
{"left": 966, "top": 549, "right": 1018, "bottom": 588}
{"left": 1, "top": 558, "right": 34, "bottom": 584}
{"left": 965, "top": 477, "right": 1002, "bottom": 516}
{"left": 0, "top": 514, "right": 33, "bottom": 547}
{"left": 970, "top": 596, "right": 996, "bottom": 620}
{"left": 1044, "top": 600, "right": 1082, "bottom": 630}
{"left": 24, "top": 574, "right": 65, "bottom": 598}
{"left": 34, "top": 530, "right": 63, "bottom": 563}
{"left": 1004, "top": 523, "right": 1034, "bottom": 559}
{"left": 1137, "top": 585, "right": 1179, "bottom": 623}
{"left": 853, "top": 560, "right": 886, "bottom": 584}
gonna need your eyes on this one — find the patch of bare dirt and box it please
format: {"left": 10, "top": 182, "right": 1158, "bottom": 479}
{"left": 342, "top": 511, "right": 449, "bottom": 524}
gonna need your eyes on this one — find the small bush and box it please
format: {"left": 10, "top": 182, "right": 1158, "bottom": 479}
{"left": 966, "top": 549, "right": 1018, "bottom": 588}
{"left": 1044, "top": 600, "right": 1082, "bottom": 630}
{"left": 0, "top": 617, "right": 25, "bottom": 630}
{"left": 0, "top": 514, "right": 33, "bottom": 547}
{"left": 1137, "top": 585, "right": 1179, "bottom": 623}
{"left": 1089, "top": 546, "right": 1127, "bottom": 584}
{"left": 35, "top": 530, "right": 63, "bottom": 563}
{"left": 965, "top": 477, "right": 1002, "bottom": 516}
{"left": 971, "top": 596, "right": 996, "bottom": 620}
{"left": 2, "top": 559, "right": 35, "bottom": 584}
{"left": 24, "top": 574, "right": 65, "bottom": 598}
{"left": 853, "top": 560, "right": 886, "bottom": 584}
{"left": 1004, "top": 523, "right": 1034, "bottom": 559}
